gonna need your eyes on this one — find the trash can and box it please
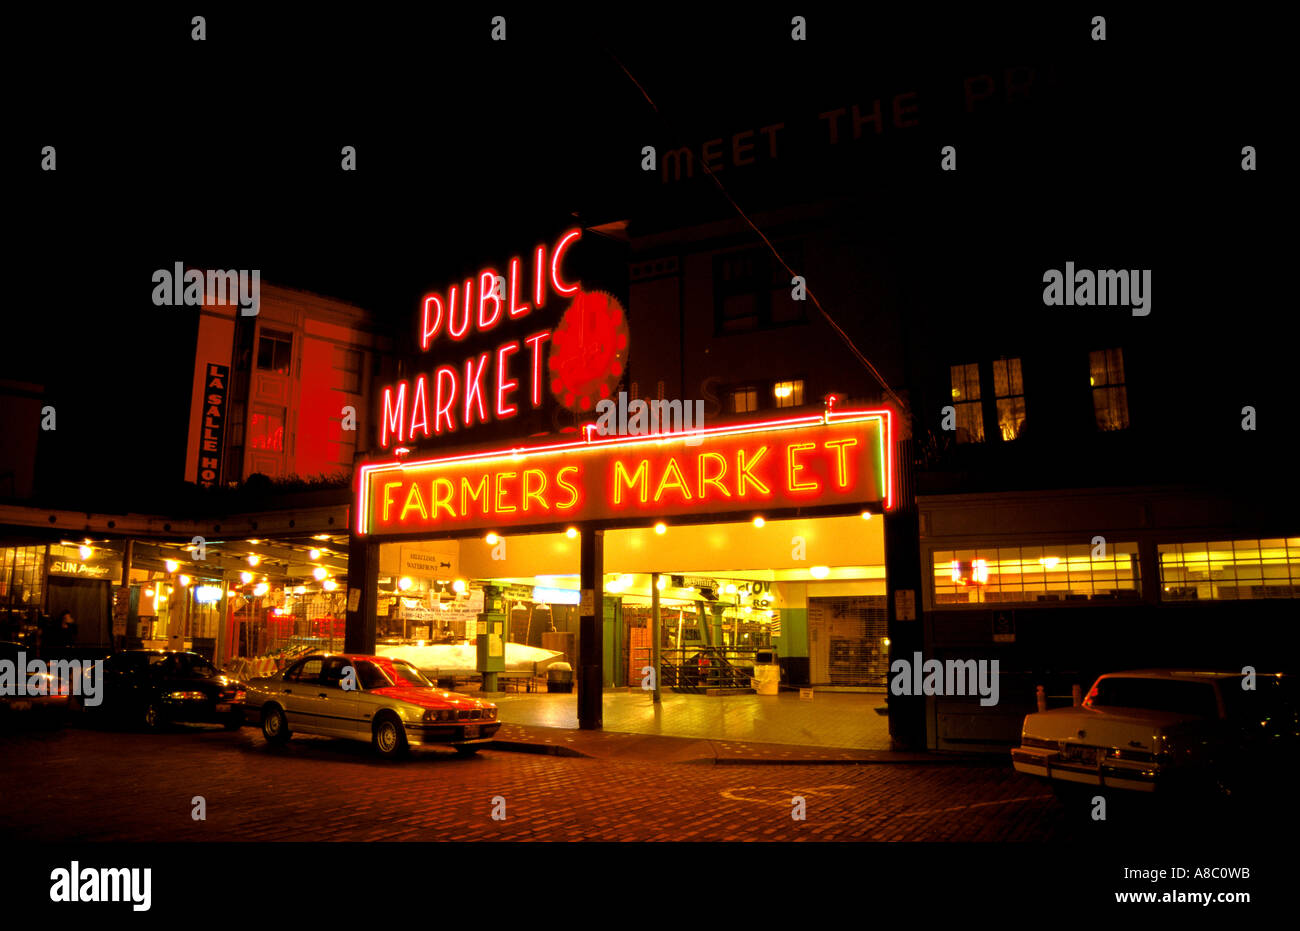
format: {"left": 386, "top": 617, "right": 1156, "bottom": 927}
{"left": 750, "top": 663, "right": 780, "bottom": 695}
{"left": 546, "top": 661, "right": 574, "bottom": 693}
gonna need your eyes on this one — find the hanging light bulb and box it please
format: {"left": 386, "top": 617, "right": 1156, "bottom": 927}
{"left": 323, "top": 579, "right": 338, "bottom": 591}
{"left": 247, "top": 554, "right": 260, "bottom": 567}
{"left": 239, "top": 571, "right": 253, "bottom": 585}
{"left": 165, "top": 559, "right": 179, "bottom": 574}
{"left": 453, "top": 579, "right": 467, "bottom": 594}
{"left": 313, "top": 567, "right": 328, "bottom": 581}
{"left": 309, "top": 548, "right": 322, "bottom": 560}
{"left": 398, "top": 577, "right": 413, "bottom": 591}
{"left": 79, "top": 545, "right": 93, "bottom": 560}
{"left": 253, "top": 582, "right": 269, "bottom": 597}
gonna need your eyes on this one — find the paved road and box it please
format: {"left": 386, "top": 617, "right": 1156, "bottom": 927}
{"left": 0, "top": 723, "right": 1261, "bottom": 843}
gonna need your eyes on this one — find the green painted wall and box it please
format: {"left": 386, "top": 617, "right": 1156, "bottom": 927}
{"left": 774, "top": 607, "right": 808, "bottom": 658}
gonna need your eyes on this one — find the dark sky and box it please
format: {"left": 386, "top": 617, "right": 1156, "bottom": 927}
{"left": 10, "top": 7, "right": 1285, "bottom": 505}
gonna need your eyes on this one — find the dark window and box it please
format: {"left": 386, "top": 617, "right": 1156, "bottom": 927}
{"left": 256, "top": 328, "right": 294, "bottom": 375}
{"left": 712, "top": 246, "right": 806, "bottom": 335}
{"left": 333, "top": 347, "right": 364, "bottom": 395}
{"left": 319, "top": 656, "right": 349, "bottom": 688}
{"left": 354, "top": 661, "right": 394, "bottom": 690}
{"left": 285, "top": 657, "right": 322, "bottom": 684}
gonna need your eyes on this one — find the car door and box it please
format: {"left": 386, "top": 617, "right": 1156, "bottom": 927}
{"left": 315, "top": 657, "right": 361, "bottom": 738}
{"left": 279, "top": 656, "right": 325, "bottom": 734}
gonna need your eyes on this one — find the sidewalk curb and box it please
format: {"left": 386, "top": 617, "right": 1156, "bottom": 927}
{"left": 486, "top": 738, "right": 988, "bottom": 766}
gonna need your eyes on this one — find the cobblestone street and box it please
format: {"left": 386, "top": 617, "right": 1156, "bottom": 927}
{"left": 3, "top": 724, "right": 1077, "bottom": 842}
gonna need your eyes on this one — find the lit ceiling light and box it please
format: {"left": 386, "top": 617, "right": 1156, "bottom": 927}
{"left": 144, "top": 588, "right": 155, "bottom": 598}
{"left": 165, "top": 559, "right": 179, "bottom": 574}
{"left": 253, "top": 582, "right": 269, "bottom": 597}
{"left": 752, "top": 517, "right": 765, "bottom": 528}
{"left": 398, "top": 576, "right": 413, "bottom": 591}
{"left": 724, "top": 583, "right": 737, "bottom": 595}
{"left": 294, "top": 585, "right": 307, "bottom": 595}
{"left": 247, "top": 554, "right": 260, "bottom": 567}
{"left": 247, "top": 539, "right": 261, "bottom": 544}
{"left": 861, "top": 511, "right": 872, "bottom": 520}
{"left": 313, "top": 534, "right": 330, "bottom": 541}
{"left": 606, "top": 578, "right": 623, "bottom": 593}
{"left": 79, "top": 545, "right": 93, "bottom": 560}
{"left": 309, "top": 548, "right": 322, "bottom": 560}
{"left": 453, "top": 579, "right": 467, "bottom": 594}
{"left": 323, "top": 579, "right": 339, "bottom": 591}
{"left": 620, "top": 574, "right": 635, "bottom": 588}
{"left": 179, "top": 575, "right": 191, "bottom": 587}
{"left": 485, "top": 532, "right": 500, "bottom": 544}
{"left": 565, "top": 527, "right": 578, "bottom": 539}
{"left": 313, "top": 567, "right": 328, "bottom": 581}
{"left": 774, "top": 383, "right": 793, "bottom": 399}
{"left": 1039, "top": 556, "right": 1060, "bottom": 570}
{"left": 656, "top": 575, "right": 667, "bottom": 591}
{"left": 810, "top": 565, "right": 830, "bottom": 579}
{"left": 239, "top": 571, "right": 253, "bottom": 585}
{"left": 654, "top": 522, "right": 667, "bottom": 535}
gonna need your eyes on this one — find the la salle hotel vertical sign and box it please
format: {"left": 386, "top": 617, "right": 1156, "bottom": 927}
{"left": 196, "top": 363, "right": 229, "bottom": 488}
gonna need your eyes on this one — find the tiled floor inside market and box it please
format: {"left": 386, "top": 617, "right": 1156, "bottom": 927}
{"left": 486, "top": 688, "right": 892, "bottom": 750}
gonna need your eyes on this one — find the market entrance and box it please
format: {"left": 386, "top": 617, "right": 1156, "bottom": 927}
{"left": 364, "top": 510, "right": 888, "bottom": 748}
{"left": 351, "top": 404, "right": 894, "bottom": 737}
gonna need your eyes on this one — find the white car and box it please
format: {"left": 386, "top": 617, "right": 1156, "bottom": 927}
{"left": 1011, "top": 669, "right": 1295, "bottom": 795}
{"left": 245, "top": 652, "right": 500, "bottom": 758}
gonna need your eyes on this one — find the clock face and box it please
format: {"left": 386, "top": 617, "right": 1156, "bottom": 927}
{"left": 547, "top": 289, "right": 630, "bottom": 413}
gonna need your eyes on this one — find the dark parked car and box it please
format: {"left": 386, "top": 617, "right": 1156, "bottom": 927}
{"left": 0, "top": 640, "right": 71, "bottom": 728}
{"left": 86, "top": 650, "right": 247, "bottom": 730}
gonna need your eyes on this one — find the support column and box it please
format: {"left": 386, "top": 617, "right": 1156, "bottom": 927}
{"left": 650, "top": 572, "right": 662, "bottom": 703}
{"left": 344, "top": 534, "right": 380, "bottom": 655}
{"left": 885, "top": 432, "right": 926, "bottom": 751}
{"left": 578, "top": 526, "right": 604, "bottom": 730}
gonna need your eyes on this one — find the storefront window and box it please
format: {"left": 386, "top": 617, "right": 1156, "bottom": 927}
{"left": 1158, "top": 538, "right": 1300, "bottom": 601}
{"left": 932, "top": 542, "right": 1141, "bottom": 605}
{"left": 0, "top": 546, "right": 45, "bottom": 635}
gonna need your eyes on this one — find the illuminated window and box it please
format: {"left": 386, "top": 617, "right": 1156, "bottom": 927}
{"left": 1090, "top": 348, "right": 1128, "bottom": 431}
{"left": 256, "top": 328, "right": 294, "bottom": 375}
{"left": 249, "top": 407, "right": 285, "bottom": 452}
{"left": 729, "top": 387, "right": 759, "bottom": 414}
{"left": 949, "top": 363, "right": 984, "bottom": 443}
{"left": 932, "top": 543, "right": 1141, "bottom": 605}
{"left": 992, "top": 358, "right": 1026, "bottom": 441}
{"left": 1158, "top": 538, "right": 1300, "bottom": 601}
{"left": 773, "top": 379, "right": 804, "bottom": 408}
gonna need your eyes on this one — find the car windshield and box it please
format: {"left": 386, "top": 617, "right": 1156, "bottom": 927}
{"left": 1088, "top": 677, "right": 1219, "bottom": 717}
{"left": 389, "top": 661, "right": 433, "bottom": 687}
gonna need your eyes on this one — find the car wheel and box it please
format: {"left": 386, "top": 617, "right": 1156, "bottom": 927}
{"left": 261, "top": 705, "right": 290, "bottom": 745}
{"left": 143, "top": 702, "right": 165, "bottom": 731}
{"left": 454, "top": 745, "right": 480, "bottom": 756}
{"left": 372, "top": 714, "right": 408, "bottom": 758}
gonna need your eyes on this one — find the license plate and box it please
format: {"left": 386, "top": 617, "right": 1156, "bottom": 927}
{"left": 1061, "top": 745, "right": 1098, "bottom": 765}
{"left": 463, "top": 724, "right": 480, "bottom": 738}
{"left": 215, "top": 703, "right": 231, "bottom": 713}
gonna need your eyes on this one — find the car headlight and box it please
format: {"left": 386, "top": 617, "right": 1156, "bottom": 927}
{"left": 483, "top": 707, "right": 497, "bottom": 720}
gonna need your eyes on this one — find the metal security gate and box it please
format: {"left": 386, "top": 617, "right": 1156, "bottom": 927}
{"left": 809, "top": 596, "right": 888, "bottom": 687}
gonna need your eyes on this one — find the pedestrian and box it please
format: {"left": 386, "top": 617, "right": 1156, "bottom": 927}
{"left": 56, "top": 610, "right": 78, "bottom": 650}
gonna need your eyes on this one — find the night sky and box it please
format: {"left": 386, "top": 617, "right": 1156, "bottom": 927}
{"left": 10, "top": 7, "right": 1286, "bottom": 507}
